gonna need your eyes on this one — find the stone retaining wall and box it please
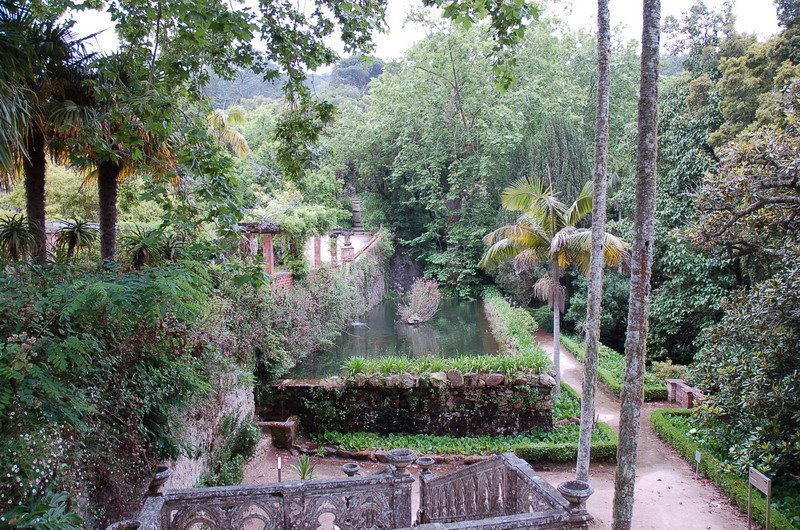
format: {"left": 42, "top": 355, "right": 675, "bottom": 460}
{"left": 261, "top": 371, "right": 554, "bottom": 436}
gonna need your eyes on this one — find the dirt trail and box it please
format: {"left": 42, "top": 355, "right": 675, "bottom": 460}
{"left": 536, "top": 330, "right": 748, "bottom": 529}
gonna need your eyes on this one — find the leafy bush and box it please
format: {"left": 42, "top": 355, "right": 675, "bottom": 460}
{"left": 690, "top": 265, "right": 800, "bottom": 479}
{"left": 0, "top": 263, "right": 252, "bottom": 525}
{"left": 560, "top": 334, "right": 667, "bottom": 401}
{"left": 650, "top": 409, "right": 798, "bottom": 529}
{"left": 313, "top": 422, "right": 616, "bottom": 462}
{"left": 651, "top": 359, "right": 688, "bottom": 381}
{"left": 528, "top": 305, "right": 553, "bottom": 333}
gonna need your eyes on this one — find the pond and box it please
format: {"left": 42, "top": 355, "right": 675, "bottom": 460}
{"left": 288, "top": 298, "right": 501, "bottom": 379}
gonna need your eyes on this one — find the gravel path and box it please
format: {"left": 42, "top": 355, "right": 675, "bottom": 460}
{"left": 535, "top": 330, "right": 748, "bottom": 529}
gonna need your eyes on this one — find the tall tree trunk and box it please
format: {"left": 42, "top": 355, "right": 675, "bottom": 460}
{"left": 98, "top": 161, "right": 121, "bottom": 263}
{"left": 551, "top": 259, "right": 562, "bottom": 396}
{"left": 23, "top": 128, "right": 47, "bottom": 263}
{"left": 577, "top": 0, "right": 612, "bottom": 483}
{"left": 612, "top": 1, "right": 661, "bottom": 528}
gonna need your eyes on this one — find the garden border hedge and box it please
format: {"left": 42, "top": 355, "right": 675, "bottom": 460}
{"left": 560, "top": 335, "right": 668, "bottom": 401}
{"left": 650, "top": 409, "right": 795, "bottom": 529}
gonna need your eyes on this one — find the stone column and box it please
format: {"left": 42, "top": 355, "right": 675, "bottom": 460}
{"left": 329, "top": 237, "right": 339, "bottom": 267}
{"left": 262, "top": 234, "right": 274, "bottom": 275}
{"left": 247, "top": 233, "right": 258, "bottom": 256}
{"left": 313, "top": 236, "right": 322, "bottom": 268}
{"left": 342, "top": 233, "right": 354, "bottom": 263}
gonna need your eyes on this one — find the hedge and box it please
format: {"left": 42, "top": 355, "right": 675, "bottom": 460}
{"left": 650, "top": 409, "right": 796, "bottom": 529}
{"left": 560, "top": 335, "right": 668, "bottom": 401}
{"left": 514, "top": 422, "right": 617, "bottom": 463}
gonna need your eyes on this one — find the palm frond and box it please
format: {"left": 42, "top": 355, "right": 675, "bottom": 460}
{"left": 565, "top": 180, "right": 593, "bottom": 227}
{"left": 500, "top": 175, "right": 548, "bottom": 212}
{"left": 512, "top": 248, "right": 546, "bottom": 274}
{"left": 478, "top": 237, "right": 521, "bottom": 269}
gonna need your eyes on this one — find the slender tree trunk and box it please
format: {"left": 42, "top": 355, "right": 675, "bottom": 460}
{"left": 98, "top": 161, "right": 121, "bottom": 263}
{"left": 576, "top": 0, "right": 612, "bottom": 483}
{"left": 551, "top": 260, "right": 562, "bottom": 396}
{"left": 66, "top": 241, "right": 75, "bottom": 265}
{"left": 612, "top": 1, "right": 661, "bottom": 528}
{"left": 23, "top": 128, "right": 47, "bottom": 263}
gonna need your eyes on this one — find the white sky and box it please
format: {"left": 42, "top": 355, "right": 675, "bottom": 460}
{"left": 72, "top": 0, "right": 780, "bottom": 65}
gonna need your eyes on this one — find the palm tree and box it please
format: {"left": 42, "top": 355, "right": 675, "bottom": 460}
{"left": 0, "top": 3, "right": 94, "bottom": 263}
{"left": 479, "top": 176, "right": 628, "bottom": 395}
{"left": 207, "top": 106, "right": 251, "bottom": 157}
{"left": 55, "top": 219, "right": 97, "bottom": 264}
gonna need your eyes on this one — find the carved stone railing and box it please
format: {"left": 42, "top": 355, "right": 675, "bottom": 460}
{"left": 119, "top": 465, "right": 413, "bottom": 530}
{"left": 416, "top": 453, "right": 591, "bottom": 529}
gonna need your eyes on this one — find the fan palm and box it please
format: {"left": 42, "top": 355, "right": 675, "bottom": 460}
{"left": 0, "top": 3, "right": 94, "bottom": 262}
{"left": 479, "top": 176, "right": 629, "bottom": 395}
{"left": 55, "top": 219, "right": 97, "bottom": 264}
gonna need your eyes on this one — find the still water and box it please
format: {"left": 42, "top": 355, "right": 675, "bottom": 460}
{"left": 288, "top": 298, "right": 501, "bottom": 378}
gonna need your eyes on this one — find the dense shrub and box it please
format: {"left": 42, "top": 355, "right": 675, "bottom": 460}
{"left": 690, "top": 265, "right": 800, "bottom": 480}
{"left": 0, "top": 264, "right": 234, "bottom": 525}
{"left": 560, "top": 334, "right": 667, "bottom": 401}
{"left": 528, "top": 305, "right": 553, "bottom": 333}
{"left": 651, "top": 409, "right": 798, "bottom": 529}
{"left": 562, "top": 270, "right": 630, "bottom": 352}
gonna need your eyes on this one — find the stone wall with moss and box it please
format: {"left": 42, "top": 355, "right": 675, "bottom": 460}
{"left": 261, "top": 371, "right": 554, "bottom": 437}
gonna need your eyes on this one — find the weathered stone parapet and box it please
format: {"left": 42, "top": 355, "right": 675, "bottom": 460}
{"left": 261, "top": 371, "right": 554, "bottom": 436}
{"left": 666, "top": 379, "right": 704, "bottom": 408}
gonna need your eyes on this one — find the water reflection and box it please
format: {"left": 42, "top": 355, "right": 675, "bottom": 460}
{"left": 288, "top": 298, "right": 501, "bottom": 378}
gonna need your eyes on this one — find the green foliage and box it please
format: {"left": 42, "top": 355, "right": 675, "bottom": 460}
{"left": 293, "top": 455, "right": 316, "bottom": 481}
{"left": 198, "top": 416, "right": 260, "bottom": 487}
{"left": 0, "top": 214, "right": 38, "bottom": 263}
{"left": 650, "top": 410, "right": 798, "bottom": 529}
{"left": 560, "top": 335, "right": 667, "bottom": 401}
{"left": 0, "top": 263, "right": 259, "bottom": 523}
{"left": 528, "top": 305, "right": 553, "bottom": 333}
{"left": 563, "top": 270, "right": 630, "bottom": 351}
{"left": 0, "top": 490, "right": 83, "bottom": 530}
{"left": 483, "top": 288, "right": 543, "bottom": 359}
{"left": 343, "top": 350, "right": 550, "bottom": 378}
{"left": 651, "top": 360, "right": 688, "bottom": 381}
{"left": 314, "top": 422, "right": 616, "bottom": 462}
{"left": 690, "top": 265, "right": 800, "bottom": 479}
{"left": 552, "top": 383, "right": 581, "bottom": 421}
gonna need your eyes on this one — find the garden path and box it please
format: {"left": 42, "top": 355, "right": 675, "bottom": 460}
{"left": 535, "top": 330, "right": 748, "bottom": 529}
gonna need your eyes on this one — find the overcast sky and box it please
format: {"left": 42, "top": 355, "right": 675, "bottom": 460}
{"left": 73, "top": 0, "right": 780, "bottom": 65}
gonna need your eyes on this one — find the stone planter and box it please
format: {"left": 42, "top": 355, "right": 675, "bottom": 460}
{"left": 386, "top": 448, "right": 417, "bottom": 475}
{"left": 260, "top": 416, "right": 298, "bottom": 449}
{"left": 147, "top": 466, "right": 171, "bottom": 496}
{"left": 557, "top": 480, "right": 593, "bottom": 512}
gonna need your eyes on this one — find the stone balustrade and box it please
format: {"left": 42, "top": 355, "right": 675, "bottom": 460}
{"left": 416, "top": 453, "right": 592, "bottom": 529}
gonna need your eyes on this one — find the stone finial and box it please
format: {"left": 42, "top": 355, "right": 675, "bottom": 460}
{"left": 557, "top": 480, "right": 594, "bottom": 513}
{"left": 386, "top": 448, "right": 417, "bottom": 475}
{"left": 147, "top": 466, "right": 171, "bottom": 497}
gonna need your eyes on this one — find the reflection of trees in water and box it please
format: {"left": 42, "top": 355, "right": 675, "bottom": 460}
{"left": 395, "top": 322, "right": 440, "bottom": 357}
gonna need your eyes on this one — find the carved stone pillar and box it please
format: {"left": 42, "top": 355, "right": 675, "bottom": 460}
{"left": 342, "top": 233, "right": 354, "bottom": 263}
{"left": 329, "top": 237, "right": 339, "bottom": 267}
{"left": 313, "top": 236, "right": 322, "bottom": 268}
{"left": 263, "top": 234, "right": 274, "bottom": 275}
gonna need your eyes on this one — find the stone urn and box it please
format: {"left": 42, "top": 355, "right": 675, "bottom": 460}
{"left": 342, "top": 463, "right": 361, "bottom": 477}
{"left": 386, "top": 448, "right": 417, "bottom": 475}
{"left": 147, "top": 465, "right": 172, "bottom": 496}
{"left": 416, "top": 456, "right": 435, "bottom": 476}
{"left": 557, "top": 480, "right": 594, "bottom": 512}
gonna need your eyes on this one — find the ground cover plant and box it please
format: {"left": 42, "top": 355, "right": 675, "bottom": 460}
{"left": 343, "top": 351, "right": 550, "bottom": 378}
{"left": 560, "top": 334, "right": 667, "bottom": 401}
{"left": 483, "top": 287, "right": 541, "bottom": 356}
{"left": 313, "top": 384, "right": 616, "bottom": 462}
{"left": 650, "top": 409, "right": 799, "bottom": 529}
